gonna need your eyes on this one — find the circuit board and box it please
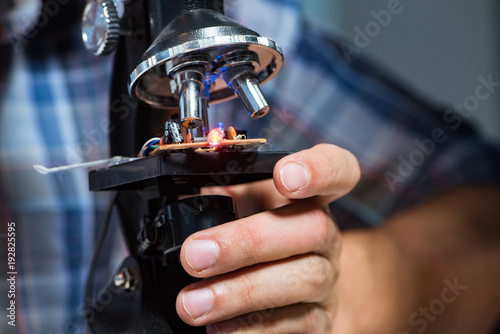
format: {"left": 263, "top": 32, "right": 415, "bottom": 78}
{"left": 150, "top": 138, "right": 267, "bottom": 154}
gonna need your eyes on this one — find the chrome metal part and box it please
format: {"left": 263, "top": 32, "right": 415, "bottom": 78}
{"left": 214, "top": 51, "right": 260, "bottom": 71}
{"left": 113, "top": 266, "right": 138, "bottom": 292}
{"left": 81, "top": 0, "right": 120, "bottom": 56}
{"left": 128, "top": 10, "right": 283, "bottom": 110}
{"left": 174, "top": 66, "right": 206, "bottom": 129}
{"left": 201, "top": 84, "right": 210, "bottom": 135}
{"left": 233, "top": 75, "right": 270, "bottom": 119}
{"left": 223, "top": 65, "right": 270, "bottom": 118}
{"left": 189, "top": 127, "right": 206, "bottom": 140}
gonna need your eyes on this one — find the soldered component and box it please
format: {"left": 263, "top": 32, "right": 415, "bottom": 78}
{"left": 166, "top": 121, "right": 183, "bottom": 144}
{"left": 144, "top": 124, "right": 261, "bottom": 156}
{"left": 207, "top": 128, "right": 225, "bottom": 147}
{"left": 163, "top": 122, "right": 170, "bottom": 142}
{"left": 228, "top": 126, "right": 237, "bottom": 140}
{"left": 152, "top": 137, "right": 266, "bottom": 154}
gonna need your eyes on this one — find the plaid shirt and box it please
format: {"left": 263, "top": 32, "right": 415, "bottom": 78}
{"left": 1, "top": 0, "right": 499, "bottom": 333}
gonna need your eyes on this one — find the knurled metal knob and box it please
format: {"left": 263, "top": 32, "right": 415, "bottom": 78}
{"left": 81, "top": 0, "right": 120, "bottom": 56}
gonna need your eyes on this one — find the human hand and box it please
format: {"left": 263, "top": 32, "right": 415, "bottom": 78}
{"left": 175, "top": 144, "right": 361, "bottom": 333}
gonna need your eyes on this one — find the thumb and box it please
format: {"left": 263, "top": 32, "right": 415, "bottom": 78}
{"left": 273, "top": 144, "right": 360, "bottom": 204}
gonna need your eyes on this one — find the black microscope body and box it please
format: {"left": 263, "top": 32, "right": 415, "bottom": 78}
{"left": 81, "top": 0, "right": 285, "bottom": 332}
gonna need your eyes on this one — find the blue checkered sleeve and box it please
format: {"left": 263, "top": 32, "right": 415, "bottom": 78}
{"left": 0, "top": 5, "right": 114, "bottom": 333}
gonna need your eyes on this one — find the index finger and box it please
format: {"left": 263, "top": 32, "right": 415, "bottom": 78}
{"left": 180, "top": 201, "right": 339, "bottom": 278}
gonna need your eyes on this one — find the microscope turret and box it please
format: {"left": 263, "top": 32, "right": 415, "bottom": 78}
{"left": 82, "top": 0, "right": 283, "bottom": 140}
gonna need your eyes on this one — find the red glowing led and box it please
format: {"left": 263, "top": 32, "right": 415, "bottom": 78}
{"left": 207, "top": 128, "right": 224, "bottom": 147}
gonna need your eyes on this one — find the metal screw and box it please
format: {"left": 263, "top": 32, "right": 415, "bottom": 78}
{"left": 113, "top": 267, "right": 138, "bottom": 291}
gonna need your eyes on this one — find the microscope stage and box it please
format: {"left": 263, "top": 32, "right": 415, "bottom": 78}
{"left": 89, "top": 151, "right": 288, "bottom": 195}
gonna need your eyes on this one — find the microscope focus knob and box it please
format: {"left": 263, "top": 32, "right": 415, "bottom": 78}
{"left": 81, "top": 0, "right": 120, "bottom": 56}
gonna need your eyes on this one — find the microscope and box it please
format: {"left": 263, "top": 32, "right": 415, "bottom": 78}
{"left": 80, "top": 0, "right": 284, "bottom": 332}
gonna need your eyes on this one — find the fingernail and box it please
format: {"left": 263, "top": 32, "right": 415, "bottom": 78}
{"left": 183, "top": 288, "right": 214, "bottom": 319}
{"left": 186, "top": 239, "right": 218, "bottom": 272}
{"left": 206, "top": 319, "right": 239, "bottom": 334}
{"left": 280, "top": 162, "right": 309, "bottom": 193}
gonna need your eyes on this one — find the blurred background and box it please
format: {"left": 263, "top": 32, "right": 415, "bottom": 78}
{"left": 301, "top": 0, "right": 500, "bottom": 144}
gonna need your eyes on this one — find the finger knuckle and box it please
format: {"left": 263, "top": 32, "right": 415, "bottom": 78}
{"left": 244, "top": 308, "right": 275, "bottom": 329}
{"left": 307, "top": 205, "right": 337, "bottom": 253}
{"left": 304, "top": 304, "right": 329, "bottom": 333}
{"left": 232, "top": 272, "right": 259, "bottom": 309}
{"left": 303, "top": 256, "right": 333, "bottom": 299}
{"left": 233, "top": 223, "right": 263, "bottom": 263}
